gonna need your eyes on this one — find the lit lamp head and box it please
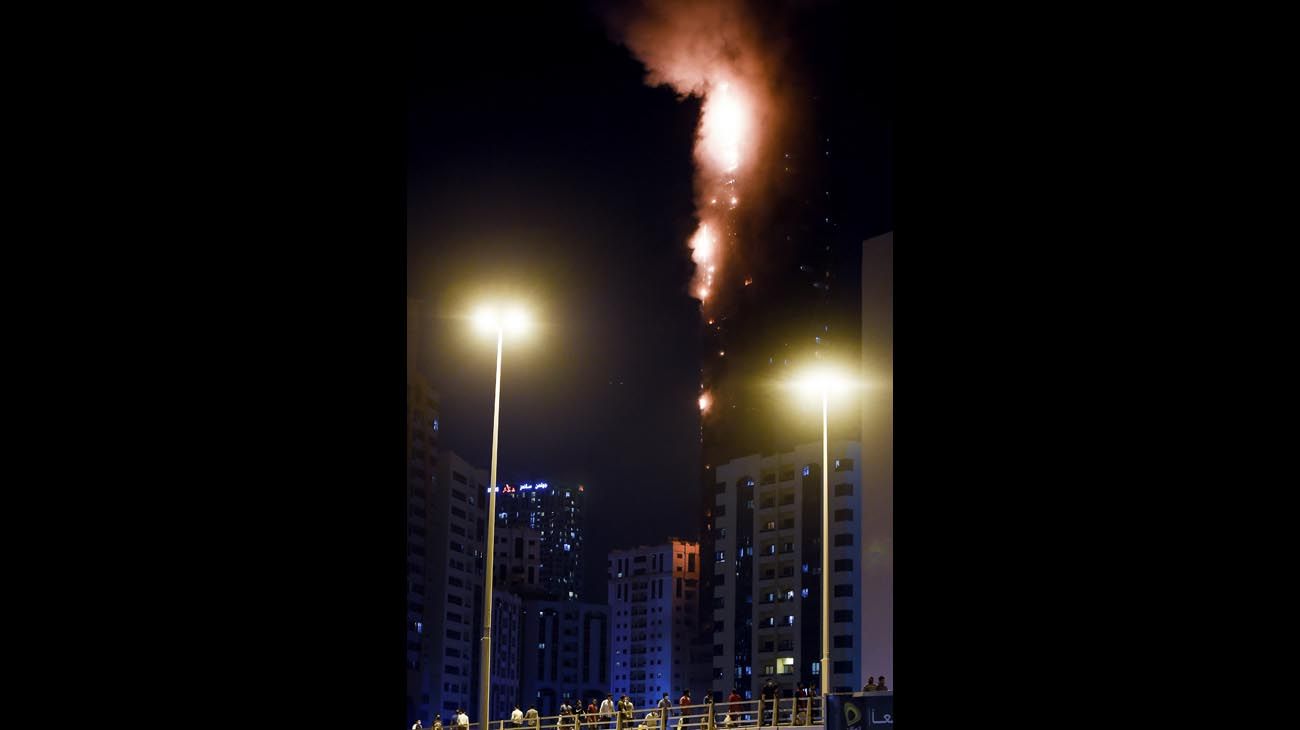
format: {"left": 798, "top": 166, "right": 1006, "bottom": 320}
{"left": 793, "top": 368, "right": 853, "bottom": 397}
{"left": 473, "top": 305, "right": 531, "bottom": 337}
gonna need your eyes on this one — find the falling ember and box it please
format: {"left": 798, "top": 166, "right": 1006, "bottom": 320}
{"left": 744, "top": 277, "right": 753, "bottom": 286}
{"left": 698, "top": 391, "right": 712, "bottom": 413}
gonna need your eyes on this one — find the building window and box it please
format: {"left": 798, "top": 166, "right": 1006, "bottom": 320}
{"left": 715, "top": 551, "right": 726, "bottom": 563}
{"left": 715, "top": 505, "right": 726, "bottom": 516}
{"left": 834, "top": 584, "right": 853, "bottom": 597}
{"left": 715, "top": 482, "right": 727, "bottom": 494}
{"left": 834, "top": 534, "right": 853, "bottom": 547}
{"left": 834, "top": 459, "right": 854, "bottom": 472}
{"left": 834, "top": 483, "right": 853, "bottom": 497}
{"left": 714, "top": 573, "right": 725, "bottom": 586}
{"left": 833, "top": 635, "right": 853, "bottom": 648}
{"left": 833, "top": 660, "right": 853, "bottom": 674}
{"left": 776, "top": 656, "right": 795, "bottom": 674}
{"left": 833, "top": 610, "right": 853, "bottom": 623}
{"left": 834, "top": 559, "right": 853, "bottom": 572}
{"left": 802, "top": 466, "right": 811, "bottom": 477}
{"left": 834, "top": 509, "right": 853, "bottom": 522}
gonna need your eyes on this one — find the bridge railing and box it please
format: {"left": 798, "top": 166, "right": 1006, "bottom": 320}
{"left": 452, "top": 691, "right": 893, "bottom": 730}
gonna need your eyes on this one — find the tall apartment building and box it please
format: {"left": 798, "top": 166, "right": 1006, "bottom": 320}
{"left": 694, "top": 97, "right": 867, "bottom": 704}
{"left": 408, "top": 298, "right": 443, "bottom": 723}
{"left": 520, "top": 599, "right": 610, "bottom": 716}
{"left": 490, "top": 591, "right": 525, "bottom": 719}
{"left": 608, "top": 540, "right": 703, "bottom": 709}
{"left": 859, "top": 232, "right": 893, "bottom": 686}
{"left": 422, "top": 450, "right": 490, "bottom": 720}
{"left": 710, "top": 441, "right": 863, "bottom": 699}
{"left": 497, "top": 482, "right": 587, "bottom": 600}
{"left": 493, "top": 524, "right": 545, "bottom": 595}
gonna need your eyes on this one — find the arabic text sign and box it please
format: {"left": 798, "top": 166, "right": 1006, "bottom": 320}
{"left": 826, "top": 693, "right": 893, "bottom": 729}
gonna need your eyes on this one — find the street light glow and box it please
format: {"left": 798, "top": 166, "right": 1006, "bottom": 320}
{"left": 473, "top": 304, "right": 531, "bottom": 336}
{"left": 793, "top": 367, "right": 854, "bottom": 396}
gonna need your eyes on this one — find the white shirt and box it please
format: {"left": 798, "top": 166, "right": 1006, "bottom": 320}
{"left": 457, "top": 713, "right": 469, "bottom": 727}
{"left": 414, "top": 724, "right": 423, "bottom": 730}
{"left": 512, "top": 710, "right": 524, "bottom": 722}
{"left": 600, "top": 700, "right": 614, "bottom": 716}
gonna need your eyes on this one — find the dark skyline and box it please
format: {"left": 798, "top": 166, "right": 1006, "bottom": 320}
{"left": 407, "top": 0, "right": 891, "bottom": 600}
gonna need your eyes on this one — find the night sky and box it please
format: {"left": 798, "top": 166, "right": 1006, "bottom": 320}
{"left": 407, "top": 1, "right": 891, "bottom": 601}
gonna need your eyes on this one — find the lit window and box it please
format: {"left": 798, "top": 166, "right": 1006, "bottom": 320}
{"left": 432, "top": 418, "right": 439, "bottom": 431}
{"left": 802, "top": 466, "right": 811, "bottom": 477}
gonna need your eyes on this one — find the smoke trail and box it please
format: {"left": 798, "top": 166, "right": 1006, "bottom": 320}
{"left": 605, "top": 0, "right": 782, "bottom": 316}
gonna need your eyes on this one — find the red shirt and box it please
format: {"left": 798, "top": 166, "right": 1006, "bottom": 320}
{"left": 679, "top": 696, "right": 691, "bottom": 707}
{"left": 727, "top": 693, "right": 741, "bottom": 712}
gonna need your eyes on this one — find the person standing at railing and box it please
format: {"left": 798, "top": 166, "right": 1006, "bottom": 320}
{"left": 874, "top": 677, "right": 887, "bottom": 692}
{"left": 657, "top": 693, "right": 672, "bottom": 728}
{"left": 618, "top": 695, "right": 634, "bottom": 729}
{"left": 512, "top": 706, "right": 524, "bottom": 729}
{"left": 414, "top": 720, "right": 425, "bottom": 730}
{"left": 433, "top": 714, "right": 443, "bottom": 730}
{"left": 587, "top": 699, "right": 599, "bottom": 729}
{"left": 759, "top": 680, "right": 776, "bottom": 727}
{"left": 524, "top": 706, "right": 539, "bottom": 730}
{"left": 861, "top": 678, "right": 876, "bottom": 692}
{"left": 599, "top": 695, "right": 614, "bottom": 729}
{"left": 455, "top": 709, "right": 470, "bottom": 728}
{"left": 677, "top": 688, "right": 692, "bottom": 728}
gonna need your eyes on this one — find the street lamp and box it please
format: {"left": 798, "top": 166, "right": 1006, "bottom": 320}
{"left": 794, "top": 369, "right": 852, "bottom": 701}
{"left": 473, "top": 304, "right": 530, "bottom": 729}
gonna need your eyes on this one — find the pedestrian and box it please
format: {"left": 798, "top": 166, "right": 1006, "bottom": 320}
{"left": 600, "top": 694, "right": 615, "bottom": 729}
{"left": 759, "top": 679, "right": 778, "bottom": 727}
{"left": 618, "top": 695, "right": 635, "bottom": 729}
{"left": 512, "top": 706, "right": 524, "bottom": 728}
{"left": 456, "top": 709, "right": 470, "bottom": 728}
{"left": 414, "top": 720, "right": 425, "bottom": 730}
{"left": 657, "top": 694, "right": 671, "bottom": 729}
{"left": 676, "top": 690, "right": 692, "bottom": 730}
{"left": 525, "top": 706, "right": 540, "bottom": 730}
{"left": 433, "top": 714, "right": 444, "bottom": 730}
{"left": 587, "top": 699, "right": 598, "bottom": 729}
{"left": 875, "top": 676, "right": 887, "bottom": 692}
{"left": 862, "top": 677, "right": 876, "bottom": 692}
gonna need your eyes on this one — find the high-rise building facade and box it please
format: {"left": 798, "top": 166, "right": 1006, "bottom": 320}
{"left": 859, "top": 232, "right": 892, "bottom": 686}
{"left": 422, "top": 450, "right": 490, "bottom": 721}
{"left": 493, "top": 524, "right": 545, "bottom": 595}
{"left": 491, "top": 591, "right": 525, "bottom": 719}
{"left": 520, "top": 599, "right": 610, "bottom": 716}
{"left": 710, "top": 441, "right": 863, "bottom": 700}
{"left": 693, "top": 95, "right": 868, "bottom": 703}
{"left": 408, "top": 298, "right": 443, "bottom": 723}
{"left": 608, "top": 540, "right": 703, "bottom": 709}
{"left": 497, "top": 482, "right": 587, "bottom": 600}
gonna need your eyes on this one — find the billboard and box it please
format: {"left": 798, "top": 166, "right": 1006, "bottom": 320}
{"left": 826, "top": 693, "right": 894, "bottom": 729}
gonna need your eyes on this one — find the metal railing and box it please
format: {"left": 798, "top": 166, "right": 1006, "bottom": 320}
{"left": 436, "top": 692, "right": 894, "bottom": 730}
{"left": 454, "top": 696, "right": 829, "bottom": 730}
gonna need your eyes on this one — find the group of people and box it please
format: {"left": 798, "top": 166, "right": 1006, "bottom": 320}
{"left": 414, "top": 679, "right": 891, "bottom": 730}
{"left": 861, "top": 676, "right": 888, "bottom": 692}
{"left": 412, "top": 708, "right": 470, "bottom": 730}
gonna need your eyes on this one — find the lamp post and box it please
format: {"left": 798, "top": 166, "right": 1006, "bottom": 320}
{"left": 474, "top": 305, "right": 528, "bottom": 730}
{"left": 795, "top": 369, "right": 848, "bottom": 703}
{"left": 819, "top": 385, "right": 831, "bottom": 702}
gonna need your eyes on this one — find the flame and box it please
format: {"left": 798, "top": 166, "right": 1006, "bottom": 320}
{"left": 699, "top": 391, "right": 712, "bottom": 413}
{"left": 700, "top": 81, "right": 751, "bottom": 175}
